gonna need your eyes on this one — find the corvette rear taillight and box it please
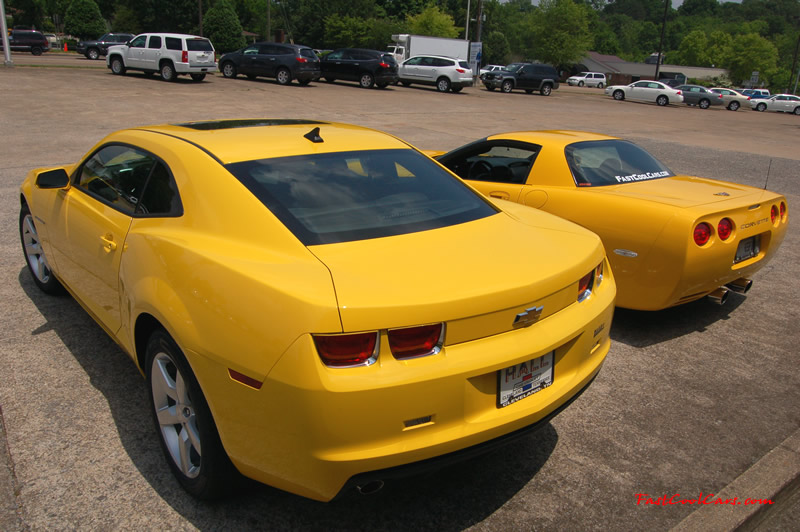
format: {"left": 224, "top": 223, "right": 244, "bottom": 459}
{"left": 314, "top": 332, "right": 378, "bottom": 367}
{"left": 694, "top": 222, "right": 712, "bottom": 246}
{"left": 718, "top": 218, "right": 733, "bottom": 240}
{"left": 388, "top": 324, "right": 443, "bottom": 360}
{"left": 181, "top": 50, "right": 188, "bottom": 63}
{"left": 771, "top": 205, "right": 779, "bottom": 224}
{"left": 780, "top": 201, "right": 787, "bottom": 220}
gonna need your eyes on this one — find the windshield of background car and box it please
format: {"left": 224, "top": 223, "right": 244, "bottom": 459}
{"left": 564, "top": 140, "right": 674, "bottom": 187}
{"left": 226, "top": 149, "right": 499, "bottom": 245}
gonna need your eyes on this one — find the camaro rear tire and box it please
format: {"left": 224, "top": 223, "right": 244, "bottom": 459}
{"left": 19, "top": 204, "right": 63, "bottom": 294}
{"left": 656, "top": 95, "right": 668, "bottom": 106}
{"left": 146, "top": 329, "right": 236, "bottom": 499}
{"left": 613, "top": 90, "right": 624, "bottom": 100}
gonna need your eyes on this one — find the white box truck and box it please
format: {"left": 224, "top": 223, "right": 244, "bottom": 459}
{"left": 387, "top": 34, "right": 470, "bottom": 63}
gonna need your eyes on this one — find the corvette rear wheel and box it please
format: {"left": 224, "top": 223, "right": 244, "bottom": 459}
{"left": 147, "top": 329, "right": 235, "bottom": 499}
{"left": 19, "top": 204, "right": 62, "bottom": 294}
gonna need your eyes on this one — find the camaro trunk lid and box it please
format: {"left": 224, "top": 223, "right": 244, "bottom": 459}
{"left": 309, "top": 211, "right": 604, "bottom": 333}
{"left": 594, "top": 175, "right": 766, "bottom": 208}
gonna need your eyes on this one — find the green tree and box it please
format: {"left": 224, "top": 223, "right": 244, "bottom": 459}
{"left": 204, "top": 0, "right": 246, "bottom": 53}
{"left": 324, "top": 14, "right": 369, "bottom": 49}
{"left": 676, "top": 29, "right": 710, "bottom": 66}
{"left": 64, "top": 0, "right": 106, "bottom": 39}
{"left": 112, "top": 4, "right": 141, "bottom": 33}
{"left": 483, "top": 30, "right": 511, "bottom": 65}
{"left": 406, "top": 5, "right": 459, "bottom": 38}
{"left": 529, "top": 0, "right": 592, "bottom": 66}
{"left": 727, "top": 32, "right": 779, "bottom": 85}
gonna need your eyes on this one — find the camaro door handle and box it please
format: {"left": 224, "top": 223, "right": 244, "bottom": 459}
{"left": 100, "top": 234, "right": 117, "bottom": 252}
{"left": 489, "top": 192, "right": 510, "bottom": 200}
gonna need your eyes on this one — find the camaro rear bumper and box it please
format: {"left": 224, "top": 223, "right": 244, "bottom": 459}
{"left": 187, "top": 269, "right": 615, "bottom": 501}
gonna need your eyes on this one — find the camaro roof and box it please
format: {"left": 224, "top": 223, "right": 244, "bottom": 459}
{"left": 131, "top": 120, "right": 412, "bottom": 164}
{"left": 487, "top": 130, "right": 619, "bottom": 148}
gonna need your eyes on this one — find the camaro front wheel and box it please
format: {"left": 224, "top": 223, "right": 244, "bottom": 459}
{"left": 19, "top": 204, "right": 62, "bottom": 294}
{"left": 146, "top": 329, "right": 235, "bottom": 499}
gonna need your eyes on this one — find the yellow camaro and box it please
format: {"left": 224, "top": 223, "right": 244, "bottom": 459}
{"left": 435, "top": 131, "right": 789, "bottom": 311}
{"left": 19, "top": 120, "right": 615, "bottom": 501}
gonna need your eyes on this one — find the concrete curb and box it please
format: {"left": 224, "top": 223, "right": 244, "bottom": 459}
{"left": 671, "top": 428, "right": 800, "bottom": 532}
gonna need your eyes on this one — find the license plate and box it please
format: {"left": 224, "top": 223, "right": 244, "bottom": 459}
{"left": 734, "top": 235, "right": 760, "bottom": 263}
{"left": 497, "top": 352, "right": 554, "bottom": 408}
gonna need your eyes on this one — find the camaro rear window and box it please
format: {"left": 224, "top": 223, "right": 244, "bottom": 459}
{"left": 226, "top": 149, "right": 498, "bottom": 245}
{"left": 565, "top": 140, "right": 674, "bottom": 187}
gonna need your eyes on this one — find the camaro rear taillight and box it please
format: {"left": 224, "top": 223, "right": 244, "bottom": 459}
{"left": 693, "top": 222, "right": 712, "bottom": 246}
{"left": 314, "top": 332, "right": 378, "bottom": 367}
{"left": 595, "top": 262, "right": 604, "bottom": 286}
{"left": 717, "top": 218, "right": 733, "bottom": 240}
{"left": 771, "top": 205, "right": 779, "bottom": 224}
{"left": 388, "top": 324, "right": 444, "bottom": 360}
{"left": 181, "top": 50, "right": 188, "bottom": 63}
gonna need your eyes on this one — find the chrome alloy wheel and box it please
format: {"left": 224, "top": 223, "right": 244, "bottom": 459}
{"left": 151, "top": 352, "right": 202, "bottom": 478}
{"left": 22, "top": 213, "right": 52, "bottom": 284}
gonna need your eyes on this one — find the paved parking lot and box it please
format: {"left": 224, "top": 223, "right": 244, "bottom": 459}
{"left": 1, "top": 54, "right": 799, "bottom": 531}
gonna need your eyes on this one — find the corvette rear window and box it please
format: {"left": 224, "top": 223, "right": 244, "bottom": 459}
{"left": 226, "top": 149, "right": 498, "bottom": 245}
{"left": 565, "top": 140, "right": 674, "bottom": 187}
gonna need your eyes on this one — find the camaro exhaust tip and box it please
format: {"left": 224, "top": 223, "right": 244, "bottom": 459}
{"left": 356, "top": 480, "right": 385, "bottom": 495}
{"left": 726, "top": 278, "right": 753, "bottom": 294}
{"left": 708, "top": 287, "right": 730, "bottom": 305}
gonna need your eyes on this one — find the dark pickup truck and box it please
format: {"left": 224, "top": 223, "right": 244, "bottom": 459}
{"left": 76, "top": 33, "right": 134, "bottom": 60}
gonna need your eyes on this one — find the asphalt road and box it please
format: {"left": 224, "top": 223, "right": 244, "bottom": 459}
{"left": 1, "top": 53, "right": 799, "bottom": 531}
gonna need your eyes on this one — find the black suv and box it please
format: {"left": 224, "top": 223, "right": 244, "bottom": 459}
{"left": 482, "top": 63, "right": 559, "bottom": 95}
{"left": 1, "top": 30, "right": 49, "bottom": 55}
{"left": 320, "top": 48, "right": 398, "bottom": 88}
{"left": 76, "top": 33, "right": 134, "bottom": 60}
{"left": 219, "top": 42, "right": 320, "bottom": 85}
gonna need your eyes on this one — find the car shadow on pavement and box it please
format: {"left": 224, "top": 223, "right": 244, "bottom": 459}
{"left": 610, "top": 293, "right": 745, "bottom": 348}
{"left": 19, "top": 268, "right": 559, "bottom": 531}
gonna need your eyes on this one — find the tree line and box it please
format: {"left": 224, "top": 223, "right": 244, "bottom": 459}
{"left": 7, "top": 0, "right": 800, "bottom": 89}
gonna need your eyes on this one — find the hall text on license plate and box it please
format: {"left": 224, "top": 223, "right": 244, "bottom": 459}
{"left": 498, "top": 352, "right": 554, "bottom": 408}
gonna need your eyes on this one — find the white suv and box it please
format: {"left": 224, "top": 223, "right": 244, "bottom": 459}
{"left": 107, "top": 33, "right": 217, "bottom": 82}
{"left": 398, "top": 55, "right": 474, "bottom": 93}
{"left": 566, "top": 72, "right": 607, "bottom": 88}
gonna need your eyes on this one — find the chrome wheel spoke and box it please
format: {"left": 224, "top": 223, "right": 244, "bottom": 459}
{"left": 156, "top": 404, "right": 180, "bottom": 426}
{"left": 178, "top": 428, "right": 194, "bottom": 474}
{"left": 185, "top": 417, "right": 202, "bottom": 456}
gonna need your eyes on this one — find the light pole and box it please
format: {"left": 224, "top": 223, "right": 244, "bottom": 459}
{"left": 654, "top": 0, "right": 669, "bottom": 80}
{"left": 465, "top": 0, "right": 471, "bottom": 41}
{"left": 1, "top": 0, "right": 12, "bottom": 67}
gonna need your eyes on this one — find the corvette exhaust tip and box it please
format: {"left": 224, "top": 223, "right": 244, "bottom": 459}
{"left": 708, "top": 287, "right": 730, "bottom": 305}
{"left": 726, "top": 278, "right": 753, "bottom": 294}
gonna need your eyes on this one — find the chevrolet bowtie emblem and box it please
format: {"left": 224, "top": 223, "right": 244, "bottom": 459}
{"left": 513, "top": 306, "right": 544, "bottom": 328}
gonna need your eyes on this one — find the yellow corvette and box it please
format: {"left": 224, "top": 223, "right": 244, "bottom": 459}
{"left": 19, "top": 120, "right": 615, "bottom": 501}
{"left": 435, "top": 131, "right": 789, "bottom": 310}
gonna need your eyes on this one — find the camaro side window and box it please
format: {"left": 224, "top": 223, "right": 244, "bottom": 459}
{"left": 76, "top": 145, "right": 181, "bottom": 216}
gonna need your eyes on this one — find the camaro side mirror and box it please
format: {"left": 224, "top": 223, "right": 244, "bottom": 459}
{"left": 36, "top": 168, "right": 70, "bottom": 189}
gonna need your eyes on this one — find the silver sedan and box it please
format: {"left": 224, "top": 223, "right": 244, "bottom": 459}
{"left": 605, "top": 80, "right": 684, "bottom": 106}
{"left": 750, "top": 94, "right": 800, "bottom": 114}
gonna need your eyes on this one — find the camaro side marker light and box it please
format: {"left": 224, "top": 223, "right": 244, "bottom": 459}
{"left": 228, "top": 369, "right": 263, "bottom": 389}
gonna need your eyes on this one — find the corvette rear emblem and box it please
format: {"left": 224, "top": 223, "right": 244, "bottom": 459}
{"left": 514, "top": 306, "right": 544, "bottom": 328}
